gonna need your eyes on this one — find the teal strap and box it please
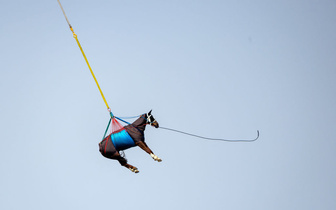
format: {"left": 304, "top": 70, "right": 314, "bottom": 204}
{"left": 108, "top": 108, "right": 114, "bottom": 118}
{"left": 102, "top": 118, "right": 112, "bottom": 140}
{"left": 102, "top": 109, "right": 115, "bottom": 140}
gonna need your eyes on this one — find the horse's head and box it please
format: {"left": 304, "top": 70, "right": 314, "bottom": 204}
{"left": 146, "top": 110, "right": 159, "bottom": 128}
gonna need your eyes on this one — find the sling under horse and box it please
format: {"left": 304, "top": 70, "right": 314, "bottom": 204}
{"left": 99, "top": 110, "right": 162, "bottom": 173}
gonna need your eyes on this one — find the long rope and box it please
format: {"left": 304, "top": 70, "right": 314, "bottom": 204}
{"left": 159, "top": 127, "right": 260, "bottom": 142}
{"left": 57, "top": 1, "right": 259, "bottom": 143}
{"left": 57, "top": 0, "right": 72, "bottom": 28}
{"left": 57, "top": 0, "right": 111, "bottom": 112}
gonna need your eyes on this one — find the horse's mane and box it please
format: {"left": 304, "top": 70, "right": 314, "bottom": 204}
{"left": 130, "top": 114, "right": 147, "bottom": 132}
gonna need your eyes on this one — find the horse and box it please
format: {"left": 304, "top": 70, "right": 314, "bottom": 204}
{"left": 98, "top": 110, "right": 161, "bottom": 173}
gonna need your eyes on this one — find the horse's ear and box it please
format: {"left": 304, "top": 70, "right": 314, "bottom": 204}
{"left": 148, "top": 110, "right": 152, "bottom": 115}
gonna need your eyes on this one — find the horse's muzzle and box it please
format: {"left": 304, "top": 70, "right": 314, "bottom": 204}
{"left": 152, "top": 122, "right": 159, "bottom": 128}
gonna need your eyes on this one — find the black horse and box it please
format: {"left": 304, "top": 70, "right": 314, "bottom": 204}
{"left": 99, "top": 110, "right": 161, "bottom": 173}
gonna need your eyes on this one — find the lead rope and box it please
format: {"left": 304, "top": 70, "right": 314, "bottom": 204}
{"left": 57, "top": 0, "right": 112, "bottom": 117}
{"left": 159, "top": 127, "right": 260, "bottom": 142}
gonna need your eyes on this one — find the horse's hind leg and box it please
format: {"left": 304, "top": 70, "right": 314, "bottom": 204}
{"left": 116, "top": 155, "right": 139, "bottom": 173}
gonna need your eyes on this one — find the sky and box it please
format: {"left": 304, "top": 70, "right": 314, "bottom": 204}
{"left": 1, "top": 0, "right": 336, "bottom": 209}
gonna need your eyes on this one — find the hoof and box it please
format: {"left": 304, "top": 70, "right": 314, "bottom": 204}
{"left": 155, "top": 156, "right": 162, "bottom": 162}
{"left": 130, "top": 167, "right": 139, "bottom": 173}
{"left": 151, "top": 154, "right": 162, "bottom": 162}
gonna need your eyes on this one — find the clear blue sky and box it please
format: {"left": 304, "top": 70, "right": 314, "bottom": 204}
{"left": 1, "top": 0, "right": 336, "bottom": 209}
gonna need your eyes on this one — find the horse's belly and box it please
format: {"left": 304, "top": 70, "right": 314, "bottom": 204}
{"left": 111, "top": 129, "right": 136, "bottom": 151}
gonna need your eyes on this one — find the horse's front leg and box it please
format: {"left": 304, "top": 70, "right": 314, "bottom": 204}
{"left": 136, "top": 141, "right": 162, "bottom": 162}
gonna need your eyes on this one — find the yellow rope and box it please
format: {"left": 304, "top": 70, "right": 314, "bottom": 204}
{"left": 57, "top": 0, "right": 110, "bottom": 111}
{"left": 72, "top": 29, "right": 110, "bottom": 110}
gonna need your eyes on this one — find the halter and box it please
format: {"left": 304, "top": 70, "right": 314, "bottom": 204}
{"left": 146, "top": 113, "right": 157, "bottom": 126}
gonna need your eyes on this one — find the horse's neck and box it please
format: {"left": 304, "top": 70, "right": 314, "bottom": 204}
{"left": 131, "top": 115, "right": 147, "bottom": 132}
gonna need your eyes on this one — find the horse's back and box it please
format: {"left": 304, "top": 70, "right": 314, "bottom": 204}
{"left": 124, "top": 125, "right": 145, "bottom": 143}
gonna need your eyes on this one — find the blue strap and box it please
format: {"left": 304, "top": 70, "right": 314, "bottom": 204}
{"left": 116, "top": 115, "right": 141, "bottom": 119}
{"left": 115, "top": 116, "right": 131, "bottom": 125}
